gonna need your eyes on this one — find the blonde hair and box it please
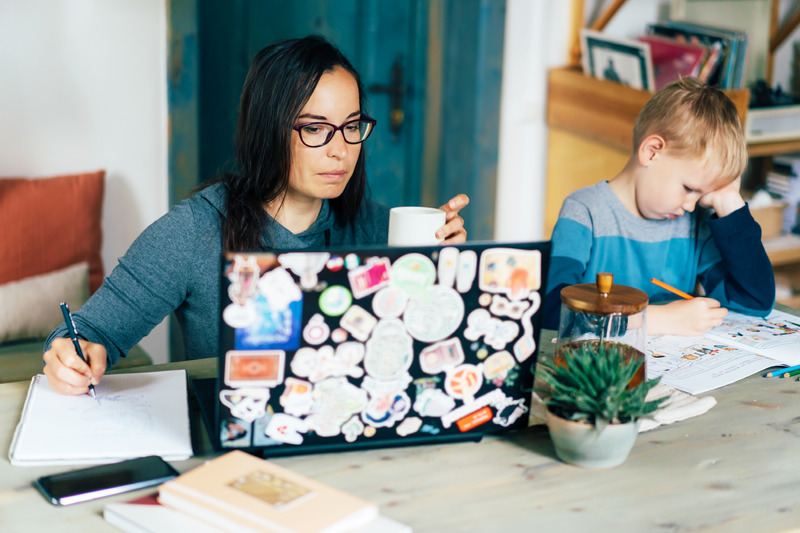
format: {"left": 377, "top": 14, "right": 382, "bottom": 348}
{"left": 633, "top": 77, "right": 747, "bottom": 183}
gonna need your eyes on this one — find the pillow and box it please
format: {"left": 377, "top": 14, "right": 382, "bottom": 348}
{"left": 0, "top": 262, "right": 90, "bottom": 344}
{"left": 0, "top": 170, "right": 104, "bottom": 292}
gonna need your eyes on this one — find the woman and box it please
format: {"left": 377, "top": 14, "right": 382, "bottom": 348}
{"left": 43, "top": 35, "right": 469, "bottom": 395}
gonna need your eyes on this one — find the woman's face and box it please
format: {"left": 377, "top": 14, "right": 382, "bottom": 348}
{"left": 287, "top": 66, "right": 362, "bottom": 206}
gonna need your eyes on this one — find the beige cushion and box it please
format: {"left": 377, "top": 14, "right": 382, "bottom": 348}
{"left": 0, "top": 262, "right": 89, "bottom": 344}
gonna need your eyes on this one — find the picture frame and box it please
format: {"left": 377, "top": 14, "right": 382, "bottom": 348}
{"left": 580, "top": 29, "right": 655, "bottom": 92}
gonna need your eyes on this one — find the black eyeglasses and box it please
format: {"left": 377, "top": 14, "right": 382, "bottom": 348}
{"left": 292, "top": 116, "right": 377, "bottom": 148}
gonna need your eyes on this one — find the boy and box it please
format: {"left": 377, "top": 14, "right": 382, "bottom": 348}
{"left": 543, "top": 77, "right": 775, "bottom": 336}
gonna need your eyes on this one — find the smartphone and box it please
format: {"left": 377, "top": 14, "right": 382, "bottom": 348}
{"left": 33, "top": 455, "right": 180, "bottom": 506}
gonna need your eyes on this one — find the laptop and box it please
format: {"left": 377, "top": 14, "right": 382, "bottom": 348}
{"left": 194, "top": 241, "right": 551, "bottom": 456}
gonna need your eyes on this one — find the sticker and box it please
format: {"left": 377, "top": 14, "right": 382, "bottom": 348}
{"left": 223, "top": 300, "right": 258, "bottom": 329}
{"left": 403, "top": 285, "right": 465, "bottom": 342}
{"left": 219, "top": 388, "right": 269, "bottom": 423}
{"left": 303, "top": 314, "right": 330, "bottom": 345}
{"left": 234, "top": 267, "right": 303, "bottom": 350}
{"left": 412, "top": 388, "right": 456, "bottom": 417}
{"left": 390, "top": 253, "right": 437, "bottom": 298}
{"left": 420, "top": 424, "right": 441, "bottom": 435}
{"left": 220, "top": 417, "right": 251, "bottom": 448}
{"left": 456, "top": 250, "right": 478, "bottom": 293}
{"left": 456, "top": 406, "right": 493, "bottom": 432}
{"left": 279, "top": 378, "right": 314, "bottom": 417}
{"left": 441, "top": 389, "right": 508, "bottom": 429}
{"left": 364, "top": 319, "right": 414, "bottom": 380}
{"left": 278, "top": 252, "right": 331, "bottom": 289}
{"left": 318, "top": 285, "right": 352, "bottom": 317}
{"left": 326, "top": 255, "right": 344, "bottom": 272}
{"left": 224, "top": 350, "right": 285, "bottom": 388}
{"left": 252, "top": 408, "right": 282, "bottom": 447}
{"left": 479, "top": 248, "right": 542, "bottom": 300}
{"left": 444, "top": 364, "right": 484, "bottom": 403}
{"left": 371, "top": 286, "right": 409, "bottom": 319}
{"left": 304, "top": 377, "right": 368, "bottom": 438}
{"left": 331, "top": 328, "right": 348, "bottom": 343}
{"left": 397, "top": 417, "right": 423, "bottom": 437}
{"left": 478, "top": 293, "right": 492, "bottom": 307}
{"left": 489, "top": 294, "right": 531, "bottom": 319}
{"left": 363, "top": 426, "right": 377, "bottom": 438}
{"left": 419, "top": 338, "right": 465, "bottom": 374}
{"left": 348, "top": 257, "right": 391, "bottom": 299}
{"left": 264, "top": 413, "right": 308, "bottom": 445}
{"left": 227, "top": 255, "right": 261, "bottom": 306}
{"left": 342, "top": 416, "right": 365, "bottom": 443}
{"left": 290, "top": 344, "right": 364, "bottom": 382}
{"left": 493, "top": 398, "right": 528, "bottom": 427}
{"left": 483, "top": 351, "right": 516, "bottom": 382}
{"left": 340, "top": 305, "right": 377, "bottom": 342}
{"left": 361, "top": 375, "right": 413, "bottom": 428}
{"left": 513, "top": 292, "right": 541, "bottom": 363}
{"left": 463, "top": 308, "right": 520, "bottom": 350}
{"left": 257, "top": 267, "right": 302, "bottom": 309}
{"left": 437, "top": 247, "right": 459, "bottom": 288}
{"left": 344, "top": 253, "right": 360, "bottom": 269}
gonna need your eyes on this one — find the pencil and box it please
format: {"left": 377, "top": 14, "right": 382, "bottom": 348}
{"left": 765, "top": 363, "right": 800, "bottom": 378}
{"left": 59, "top": 302, "right": 97, "bottom": 398}
{"left": 780, "top": 368, "right": 800, "bottom": 378}
{"left": 650, "top": 278, "right": 693, "bottom": 300}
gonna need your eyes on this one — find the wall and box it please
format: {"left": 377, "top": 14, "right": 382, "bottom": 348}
{"left": 0, "top": 0, "right": 170, "bottom": 363}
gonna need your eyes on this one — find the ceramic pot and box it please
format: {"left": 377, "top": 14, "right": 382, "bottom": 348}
{"left": 545, "top": 408, "right": 640, "bottom": 469}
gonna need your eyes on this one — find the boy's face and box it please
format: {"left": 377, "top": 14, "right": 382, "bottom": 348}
{"left": 635, "top": 151, "right": 726, "bottom": 220}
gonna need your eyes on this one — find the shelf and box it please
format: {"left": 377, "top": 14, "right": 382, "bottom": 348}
{"left": 546, "top": 67, "right": 751, "bottom": 153}
{"left": 748, "top": 139, "right": 800, "bottom": 157}
{"left": 763, "top": 234, "right": 800, "bottom": 267}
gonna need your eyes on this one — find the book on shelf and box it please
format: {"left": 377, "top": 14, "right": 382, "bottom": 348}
{"left": 646, "top": 21, "right": 746, "bottom": 89}
{"left": 637, "top": 34, "right": 707, "bottom": 90}
{"left": 157, "top": 450, "right": 381, "bottom": 533}
{"left": 646, "top": 309, "right": 800, "bottom": 395}
{"left": 105, "top": 492, "right": 411, "bottom": 533}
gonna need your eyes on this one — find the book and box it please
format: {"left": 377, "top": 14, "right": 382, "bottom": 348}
{"left": 638, "top": 35, "right": 707, "bottom": 90}
{"left": 8, "top": 370, "right": 193, "bottom": 466}
{"left": 646, "top": 309, "right": 800, "bottom": 394}
{"left": 158, "top": 450, "right": 380, "bottom": 533}
{"left": 104, "top": 493, "right": 411, "bottom": 533}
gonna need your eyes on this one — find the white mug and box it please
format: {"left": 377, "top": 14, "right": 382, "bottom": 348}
{"left": 388, "top": 206, "right": 446, "bottom": 246}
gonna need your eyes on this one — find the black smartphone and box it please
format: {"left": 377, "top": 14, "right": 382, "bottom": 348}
{"left": 33, "top": 455, "right": 180, "bottom": 506}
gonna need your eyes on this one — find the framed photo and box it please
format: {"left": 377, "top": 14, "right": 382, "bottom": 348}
{"left": 581, "top": 29, "right": 655, "bottom": 92}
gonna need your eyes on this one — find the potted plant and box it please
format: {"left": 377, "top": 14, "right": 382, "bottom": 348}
{"left": 538, "top": 342, "right": 666, "bottom": 469}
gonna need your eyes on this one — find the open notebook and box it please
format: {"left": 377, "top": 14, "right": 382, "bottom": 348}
{"left": 194, "top": 241, "right": 551, "bottom": 456}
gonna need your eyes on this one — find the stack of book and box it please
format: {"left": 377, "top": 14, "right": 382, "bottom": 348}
{"left": 104, "top": 451, "right": 412, "bottom": 533}
{"left": 645, "top": 21, "right": 747, "bottom": 90}
{"left": 768, "top": 153, "right": 800, "bottom": 234}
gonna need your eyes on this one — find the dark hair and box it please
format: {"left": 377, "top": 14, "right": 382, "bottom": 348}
{"left": 216, "top": 35, "right": 368, "bottom": 251}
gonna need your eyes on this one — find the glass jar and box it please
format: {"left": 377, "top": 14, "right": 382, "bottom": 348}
{"left": 555, "top": 272, "right": 648, "bottom": 387}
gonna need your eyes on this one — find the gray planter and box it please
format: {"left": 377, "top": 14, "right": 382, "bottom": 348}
{"left": 545, "top": 408, "right": 640, "bottom": 469}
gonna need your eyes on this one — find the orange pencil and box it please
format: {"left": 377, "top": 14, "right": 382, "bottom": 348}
{"left": 650, "top": 278, "right": 693, "bottom": 300}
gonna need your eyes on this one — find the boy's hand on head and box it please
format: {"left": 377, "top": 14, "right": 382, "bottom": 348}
{"left": 648, "top": 298, "right": 728, "bottom": 336}
{"left": 437, "top": 194, "right": 470, "bottom": 244}
{"left": 698, "top": 176, "right": 745, "bottom": 217}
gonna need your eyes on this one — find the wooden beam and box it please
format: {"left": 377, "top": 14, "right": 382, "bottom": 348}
{"left": 770, "top": 2, "right": 800, "bottom": 52}
{"left": 589, "top": 0, "right": 627, "bottom": 32}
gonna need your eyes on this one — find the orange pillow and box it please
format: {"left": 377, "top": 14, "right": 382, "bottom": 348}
{"left": 0, "top": 170, "right": 105, "bottom": 293}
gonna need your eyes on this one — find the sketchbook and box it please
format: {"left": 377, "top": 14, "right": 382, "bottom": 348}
{"left": 646, "top": 309, "right": 800, "bottom": 394}
{"left": 8, "top": 370, "right": 193, "bottom": 466}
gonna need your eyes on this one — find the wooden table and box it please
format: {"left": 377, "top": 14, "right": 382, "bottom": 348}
{"left": 2, "top": 331, "right": 800, "bottom": 533}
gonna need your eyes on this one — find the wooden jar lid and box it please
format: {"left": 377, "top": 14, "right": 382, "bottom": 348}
{"left": 560, "top": 272, "right": 648, "bottom": 316}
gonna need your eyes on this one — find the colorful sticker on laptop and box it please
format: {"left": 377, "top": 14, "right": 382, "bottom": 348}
{"left": 223, "top": 255, "right": 261, "bottom": 328}
{"left": 437, "top": 247, "right": 459, "bottom": 288}
{"left": 361, "top": 375, "right": 412, "bottom": 428}
{"left": 479, "top": 248, "right": 542, "bottom": 300}
{"left": 304, "top": 377, "right": 368, "bottom": 438}
{"left": 464, "top": 308, "right": 520, "bottom": 350}
{"left": 483, "top": 351, "right": 516, "bottom": 383}
{"left": 456, "top": 406, "right": 493, "bottom": 432}
{"left": 224, "top": 350, "right": 285, "bottom": 388}
{"left": 441, "top": 389, "right": 508, "bottom": 429}
{"left": 419, "top": 338, "right": 465, "bottom": 374}
{"left": 347, "top": 257, "right": 390, "bottom": 299}
{"left": 404, "top": 285, "right": 464, "bottom": 342}
{"left": 219, "top": 388, "right": 269, "bottom": 423}
{"left": 279, "top": 377, "right": 314, "bottom": 417}
{"left": 264, "top": 413, "right": 308, "bottom": 445}
{"left": 302, "top": 313, "right": 330, "bottom": 345}
{"left": 340, "top": 305, "right": 377, "bottom": 342}
{"left": 390, "top": 253, "right": 436, "bottom": 298}
{"left": 396, "top": 416, "right": 423, "bottom": 437}
{"left": 235, "top": 268, "right": 303, "bottom": 350}
{"left": 364, "top": 318, "right": 414, "bottom": 380}
{"left": 371, "top": 286, "right": 409, "bottom": 319}
{"left": 513, "top": 292, "right": 541, "bottom": 363}
{"left": 220, "top": 416, "right": 251, "bottom": 448}
{"left": 413, "top": 388, "right": 456, "bottom": 417}
{"left": 444, "top": 363, "right": 484, "bottom": 403}
{"left": 278, "top": 252, "right": 331, "bottom": 289}
{"left": 489, "top": 294, "right": 531, "bottom": 319}
{"left": 318, "top": 285, "right": 352, "bottom": 317}
{"left": 456, "top": 250, "right": 478, "bottom": 293}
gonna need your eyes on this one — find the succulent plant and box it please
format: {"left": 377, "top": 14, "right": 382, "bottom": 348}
{"left": 538, "top": 342, "right": 666, "bottom": 426}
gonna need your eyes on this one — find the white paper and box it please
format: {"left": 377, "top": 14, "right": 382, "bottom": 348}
{"left": 646, "top": 309, "right": 800, "bottom": 394}
{"left": 8, "top": 370, "right": 193, "bottom": 466}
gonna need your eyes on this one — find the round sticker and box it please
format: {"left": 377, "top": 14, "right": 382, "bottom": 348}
{"left": 319, "top": 285, "right": 352, "bottom": 317}
{"left": 303, "top": 314, "right": 330, "bottom": 345}
{"left": 326, "top": 255, "right": 344, "bottom": 272}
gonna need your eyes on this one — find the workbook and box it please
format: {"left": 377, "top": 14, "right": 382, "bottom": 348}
{"left": 8, "top": 370, "right": 193, "bottom": 466}
{"left": 646, "top": 308, "right": 800, "bottom": 394}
